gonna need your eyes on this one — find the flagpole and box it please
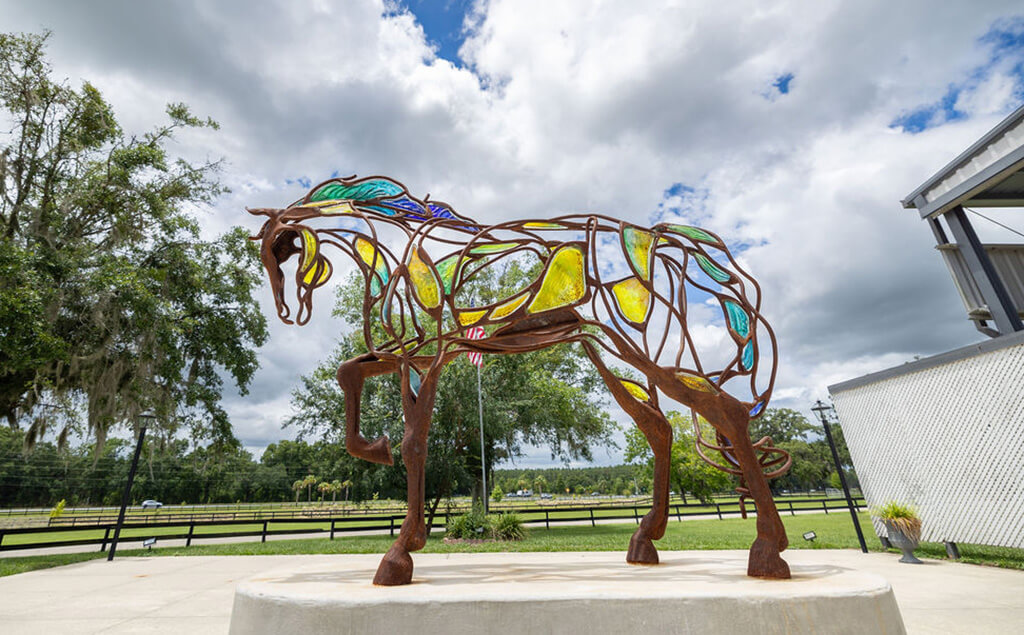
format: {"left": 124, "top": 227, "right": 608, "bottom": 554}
{"left": 477, "top": 363, "right": 487, "bottom": 513}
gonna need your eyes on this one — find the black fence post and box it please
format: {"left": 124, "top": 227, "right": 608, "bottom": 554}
{"left": 715, "top": 504, "right": 722, "bottom": 520}
{"left": 822, "top": 500, "right": 829, "bottom": 514}
{"left": 675, "top": 505, "right": 682, "bottom": 522}
{"left": 99, "top": 527, "right": 110, "bottom": 552}
{"left": 545, "top": 510, "right": 550, "bottom": 530}
{"left": 590, "top": 508, "right": 596, "bottom": 527}
{"left": 330, "top": 520, "right": 336, "bottom": 540}
{"left": 186, "top": 523, "right": 195, "bottom": 547}
{"left": 632, "top": 507, "right": 639, "bottom": 525}
{"left": 390, "top": 517, "right": 396, "bottom": 537}
{"left": 261, "top": 520, "right": 268, "bottom": 543}
{"left": 789, "top": 501, "right": 795, "bottom": 516}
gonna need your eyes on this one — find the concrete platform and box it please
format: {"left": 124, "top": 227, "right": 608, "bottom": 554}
{"left": 229, "top": 551, "right": 904, "bottom": 634}
{"left": 2, "top": 549, "right": 1023, "bottom": 633}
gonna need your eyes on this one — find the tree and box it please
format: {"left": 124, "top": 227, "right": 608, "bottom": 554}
{"left": 291, "top": 480, "right": 303, "bottom": 503}
{"left": 624, "top": 411, "right": 732, "bottom": 504}
{"left": 317, "top": 480, "right": 331, "bottom": 504}
{"left": 533, "top": 474, "right": 547, "bottom": 495}
{"left": 0, "top": 32, "right": 267, "bottom": 447}
{"left": 749, "top": 408, "right": 816, "bottom": 444}
{"left": 491, "top": 484, "right": 503, "bottom": 503}
{"left": 302, "top": 475, "right": 318, "bottom": 503}
{"left": 340, "top": 478, "right": 353, "bottom": 502}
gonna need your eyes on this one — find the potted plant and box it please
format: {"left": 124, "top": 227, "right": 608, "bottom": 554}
{"left": 872, "top": 501, "right": 923, "bottom": 564}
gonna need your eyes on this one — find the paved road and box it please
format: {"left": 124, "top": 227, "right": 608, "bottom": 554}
{"left": 1, "top": 549, "right": 1021, "bottom": 634}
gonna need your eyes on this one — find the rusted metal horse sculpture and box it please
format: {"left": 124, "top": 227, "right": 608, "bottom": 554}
{"left": 249, "top": 175, "right": 791, "bottom": 585}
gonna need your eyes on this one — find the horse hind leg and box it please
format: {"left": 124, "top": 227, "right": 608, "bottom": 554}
{"left": 709, "top": 404, "right": 790, "bottom": 579}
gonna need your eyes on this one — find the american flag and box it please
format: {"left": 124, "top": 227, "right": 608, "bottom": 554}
{"left": 465, "top": 326, "right": 486, "bottom": 367}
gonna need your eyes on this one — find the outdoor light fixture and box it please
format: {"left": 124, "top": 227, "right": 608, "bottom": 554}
{"left": 811, "top": 400, "right": 869, "bottom": 554}
{"left": 803, "top": 531, "right": 817, "bottom": 542}
{"left": 143, "top": 537, "right": 157, "bottom": 550}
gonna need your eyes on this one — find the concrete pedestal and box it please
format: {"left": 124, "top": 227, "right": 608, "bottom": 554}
{"left": 229, "top": 551, "right": 905, "bottom": 634}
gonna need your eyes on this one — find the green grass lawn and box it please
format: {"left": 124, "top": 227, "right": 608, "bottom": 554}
{"left": 3, "top": 511, "right": 1022, "bottom": 578}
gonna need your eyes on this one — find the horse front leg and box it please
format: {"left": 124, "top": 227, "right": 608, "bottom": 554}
{"left": 710, "top": 403, "right": 790, "bottom": 579}
{"left": 373, "top": 361, "right": 439, "bottom": 586}
{"left": 337, "top": 354, "right": 395, "bottom": 465}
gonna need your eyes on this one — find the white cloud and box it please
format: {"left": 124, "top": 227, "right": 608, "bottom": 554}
{"left": 4, "top": 0, "right": 1023, "bottom": 465}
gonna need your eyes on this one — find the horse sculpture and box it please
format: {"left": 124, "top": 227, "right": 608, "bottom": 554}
{"left": 249, "top": 175, "right": 792, "bottom": 585}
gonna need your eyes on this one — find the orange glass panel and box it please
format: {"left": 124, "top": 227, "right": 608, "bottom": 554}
{"left": 526, "top": 245, "right": 586, "bottom": 313}
{"left": 611, "top": 277, "right": 651, "bottom": 324}
{"left": 408, "top": 248, "right": 441, "bottom": 309}
{"left": 489, "top": 293, "right": 529, "bottom": 320}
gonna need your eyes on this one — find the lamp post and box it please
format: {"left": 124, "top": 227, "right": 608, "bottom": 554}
{"left": 811, "top": 400, "right": 868, "bottom": 553}
{"left": 108, "top": 412, "right": 155, "bottom": 561}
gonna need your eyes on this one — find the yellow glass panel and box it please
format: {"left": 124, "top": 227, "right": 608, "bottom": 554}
{"left": 458, "top": 309, "right": 487, "bottom": 325}
{"left": 299, "top": 229, "right": 317, "bottom": 271}
{"left": 489, "top": 293, "right": 528, "bottom": 320}
{"left": 620, "top": 380, "right": 650, "bottom": 402}
{"left": 302, "top": 258, "right": 332, "bottom": 286}
{"left": 524, "top": 222, "right": 564, "bottom": 229}
{"left": 611, "top": 277, "right": 651, "bottom": 324}
{"left": 305, "top": 200, "right": 355, "bottom": 214}
{"left": 408, "top": 248, "right": 441, "bottom": 309}
{"left": 527, "top": 245, "right": 586, "bottom": 313}
{"left": 675, "top": 372, "right": 719, "bottom": 395}
{"left": 355, "top": 237, "right": 389, "bottom": 295}
{"left": 623, "top": 227, "right": 654, "bottom": 280}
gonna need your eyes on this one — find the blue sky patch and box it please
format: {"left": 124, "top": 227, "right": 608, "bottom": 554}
{"left": 891, "top": 16, "right": 1024, "bottom": 133}
{"left": 772, "top": 72, "right": 794, "bottom": 95}
{"left": 401, "top": 0, "right": 475, "bottom": 66}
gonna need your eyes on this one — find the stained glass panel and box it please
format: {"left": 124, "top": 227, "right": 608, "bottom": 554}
{"left": 620, "top": 379, "right": 650, "bottom": 402}
{"left": 408, "top": 248, "right": 441, "bottom": 309}
{"left": 523, "top": 222, "right": 564, "bottom": 229}
{"left": 694, "top": 252, "right": 733, "bottom": 284}
{"left": 458, "top": 309, "right": 487, "bottom": 325}
{"left": 409, "top": 367, "right": 421, "bottom": 397}
{"left": 469, "top": 242, "right": 519, "bottom": 255}
{"left": 675, "top": 371, "right": 719, "bottom": 394}
{"left": 611, "top": 277, "right": 651, "bottom": 324}
{"left": 435, "top": 254, "right": 464, "bottom": 294}
{"left": 355, "top": 238, "right": 390, "bottom": 296}
{"left": 310, "top": 178, "right": 403, "bottom": 202}
{"left": 623, "top": 226, "right": 654, "bottom": 280}
{"left": 526, "top": 245, "right": 586, "bottom": 313}
{"left": 299, "top": 229, "right": 317, "bottom": 272}
{"left": 742, "top": 340, "right": 755, "bottom": 370}
{"left": 667, "top": 224, "right": 721, "bottom": 246}
{"left": 489, "top": 293, "right": 528, "bottom": 320}
{"left": 723, "top": 300, "right": 750, "bottom": 338}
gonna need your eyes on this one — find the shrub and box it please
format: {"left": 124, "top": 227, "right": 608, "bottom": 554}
{"left": 446, "top": 510, "right": 492, "bottom": 539}
{"left": 491, "top": 484, "right": 504, "bottom": 503}
{"left": 871, "top": 501, "right": 921, "bottom": 541}
{"left": 49, "top": 499, "right": 66, "bottom": 519}
{"left": 493, "top": 512, "right": 526, "bottom": 541}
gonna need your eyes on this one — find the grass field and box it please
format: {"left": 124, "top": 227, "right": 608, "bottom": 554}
{"left": 2, "top": 511, "right": 1021, "bottom": 578}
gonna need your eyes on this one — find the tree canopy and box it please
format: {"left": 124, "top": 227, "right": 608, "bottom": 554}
{"left": 0, "top": 32, "right": 267, "bottom": 448}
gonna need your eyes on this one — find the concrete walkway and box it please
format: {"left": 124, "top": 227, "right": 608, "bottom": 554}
{"left": 0, "top": 549, "right": 1021, "bottom": 634}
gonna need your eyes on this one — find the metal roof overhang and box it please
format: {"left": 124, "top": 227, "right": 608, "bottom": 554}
{"left": 902, "top": 103, "right": 1024, "bottom": 218}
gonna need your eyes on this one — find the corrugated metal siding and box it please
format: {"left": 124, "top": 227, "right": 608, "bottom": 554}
{"left": 937, "top": 243, "right": 1024, "bottom": 318}
{"left": 831, "top": 341, "right": 1024, "bottom": 548}
{"left": 923, "top": 117, "right": 1024, "bottom": 205}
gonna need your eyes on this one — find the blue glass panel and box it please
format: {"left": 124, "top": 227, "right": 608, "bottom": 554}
{"left": 409, "top": 368, "right": 421, "bottom": 397}
{"left": 742, "top": 340, "right": 754, "bottom": 370}
{"left": 382, "top": 196, "right": 426, "bottom": 215}
{"left": 360, "top": 204, "right": 397, "bottom": 216}
{"left": 723, "top": 300, "right": 750, "bottom": 338}
{"left": 749, "top": 401, "right": 765, "bottom": 418}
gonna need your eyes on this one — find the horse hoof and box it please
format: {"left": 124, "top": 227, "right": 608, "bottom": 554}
{"left": 626, "top": 533, "right": 659, "bottom": 565}
{"left": 747, "top": 537, "right": 791, "bottom": 579}
{"left": 373, "top": 546, "right": 414, "bottom": 586}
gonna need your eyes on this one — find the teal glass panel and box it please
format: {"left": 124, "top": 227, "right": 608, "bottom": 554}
{"left": 310, "top": 178, "right": 404, "bottom": 202}
{"left": 742, "top": 340, "right": 754, "bottom": 370}
{"left": 667, "top": 224, "right": 721, "bottom": 246}
{"left": 409, "top": 367, "right": 421, "bottom": 397}
{"left": 723, "top": 300, "right": 750, "bottom": 338}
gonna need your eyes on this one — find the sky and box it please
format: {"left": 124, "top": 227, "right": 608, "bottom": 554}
{"left": 3, "top": 1, "right": 1024, "bottom": 467}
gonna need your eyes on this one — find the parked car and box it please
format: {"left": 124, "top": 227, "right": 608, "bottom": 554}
{"left": 141, "top": 500, "right": 163, "bottom": 509}
{"left": 540, "top": 493, "right": 553, "bottom": 499}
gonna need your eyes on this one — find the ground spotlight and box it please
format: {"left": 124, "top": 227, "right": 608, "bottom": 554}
{"left": 143, "top": 537, "right": 157, "bottom": 550}
{"left": 803, "top": 531, "right": 817, "bottom": 542}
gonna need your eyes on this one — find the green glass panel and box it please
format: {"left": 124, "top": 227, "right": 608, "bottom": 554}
{"left": 723, "top": 300, "right": 750, "bottom": 338}
{"left": 611, "top": 277, "right": 651, "bottom": 324}
{"left": 409, "top": 367, "right": 421, "bottom": 397}
{"left": 623, "top": 227, "right": 654, "bottom": 280}
{"left": 469, "top": 242, "right": 519, "bottom": 255}
{"left": 435, "top": 254, "right": 465, "bottom": 294}
{"left": 526, "top": 246, "right": 586, "bottom": 313}
{"left": 694, "top": 252, "right": 732, "bottom": 284}
{"left": 408, "top": 248, "right": 441, "bottom": 309}
{"left": 667, "top": 224, "right": 721, "bottom": 246}
{"left": 310, "top": 178, "right": 403, "bottom": 202}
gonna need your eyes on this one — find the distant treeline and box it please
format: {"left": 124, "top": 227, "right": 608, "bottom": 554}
{"left": 492, "top": 465, "right": 643, "bottom": 496}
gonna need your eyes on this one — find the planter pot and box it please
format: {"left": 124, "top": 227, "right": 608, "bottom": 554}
{"left": 883, "top": 520, "right": 922, "bottom": 564}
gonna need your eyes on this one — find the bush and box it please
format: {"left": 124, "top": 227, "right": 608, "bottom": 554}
{"left": 493, "top": 512, "right": 526, "bottom": 541}
{"left": 446, "top": 510, "right": 492, "bottom": 539}
{"left": 49, "top": 499, "right": 66, "bottom": 519}
{"left": 491, "top": 484, "right": 504, "bottom": 503}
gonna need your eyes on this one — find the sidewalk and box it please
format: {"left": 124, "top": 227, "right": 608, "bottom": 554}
{"left": 0, "top": 549, "right": 1021, "bottom": 634}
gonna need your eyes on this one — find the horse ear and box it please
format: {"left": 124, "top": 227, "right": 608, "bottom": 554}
{"left": 246, "top": 207, "right": 276, "bottom": 217}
